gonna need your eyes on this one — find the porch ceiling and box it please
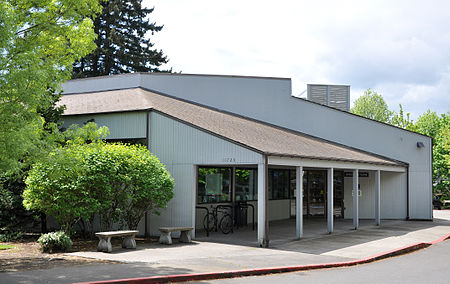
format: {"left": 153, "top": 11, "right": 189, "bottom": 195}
{"left": 60, "top": 88, "right": 406, "bottom": 167}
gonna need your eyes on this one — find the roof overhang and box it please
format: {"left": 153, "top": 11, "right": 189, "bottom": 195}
{"left": 59, "top": 87, "right": 407, "bottom": 169}
{"left": 268, "top": 156, "right": 406, "bottom": 172}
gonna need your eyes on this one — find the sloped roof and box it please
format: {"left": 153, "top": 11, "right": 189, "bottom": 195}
{"left": 60, "top": 88, "right": 405, "bottom": 167}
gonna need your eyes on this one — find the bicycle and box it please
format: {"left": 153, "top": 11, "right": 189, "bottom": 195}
{"left": 203, "top": 205, "right": 233, "bottom": 234}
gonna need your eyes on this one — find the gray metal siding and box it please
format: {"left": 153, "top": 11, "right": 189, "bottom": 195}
{"left": 139, "top": 76, "right": 430, "bottom": 220}
{"left": 62, "top": 112, "right": 146, "bottom": 139}
{"left": 344, "top": 171, "right": 407, "bottom": 219}
{"left": 62, "top": 73, "right": 432, "bottom": 220}
{"left": 148, "top": 112, "right": 262, "bottom": 234}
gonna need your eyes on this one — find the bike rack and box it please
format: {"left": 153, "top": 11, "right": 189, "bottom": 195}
{"left": 216, "top": 204, "right": 234, "bottom": 233}
{"left": 195, "top": 206, "right": 210, "bottom": 237}
{"left": 236, "top": 202, "right": 255, "bottom": 231}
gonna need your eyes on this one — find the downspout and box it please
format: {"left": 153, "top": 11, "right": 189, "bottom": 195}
{"left": 406, "top": 165, "right": 410, "bottom": 220}
{"left": 430, "top": 138, "right": 434, "bottom": 220}
{"left": 145, "top": 111, "right": 150, "bottom": 237}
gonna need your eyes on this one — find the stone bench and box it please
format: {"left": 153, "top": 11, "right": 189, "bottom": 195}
{"left": 95, "top": 230, "right": 139, "bottom": 253}
{"left": 159, "top": 227, "right": 193, "bottom": 245}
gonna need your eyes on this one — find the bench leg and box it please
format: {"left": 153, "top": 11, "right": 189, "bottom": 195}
{"left": 179, "top": 230, "right": 192, "bottom": 243}
{"left": 159, "top": 231, "right": 172, "bottom": 245}
{"left": 122, "top": 235, "right": 137, "bottom": 249}
{"left": 97, "top": 237, "right": 112, "bottom": 253}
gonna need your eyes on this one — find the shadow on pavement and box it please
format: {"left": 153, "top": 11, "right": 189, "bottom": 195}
{"left": 1, "top": 263, "right": 194, "bottom": 284}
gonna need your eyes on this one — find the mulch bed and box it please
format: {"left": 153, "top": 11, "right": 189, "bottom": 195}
{"left": 0, "top": 237, "right": 156, "bottom": 272}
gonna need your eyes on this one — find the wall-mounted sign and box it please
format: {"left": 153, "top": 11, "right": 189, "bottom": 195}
{"left": 344, "top": 172, "right": 369, "bottom": 178}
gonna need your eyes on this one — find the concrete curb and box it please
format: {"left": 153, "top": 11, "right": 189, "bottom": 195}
{"left": 74, "top": 233, "right": 450, "bottom": 284}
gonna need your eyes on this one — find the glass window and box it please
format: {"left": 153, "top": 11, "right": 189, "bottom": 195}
{"left": 268, "top": 169, "right": 290, "bottom": 200}
{"left": 333, "top": 171, "right": 344, "bottom": 218}
{"left": 235, "top": 168, "right": 257, "bottom": 201}
{"left": 197, "top": 167, "right": 231, "bottom": 204}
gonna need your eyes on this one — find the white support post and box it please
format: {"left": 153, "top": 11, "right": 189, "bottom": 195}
{"left": 327, "top": 168, "right": 334, "bottom": 234}
{"left": 296, "top": 166, "right": 303, "bottom": 238}
{"left": 257, "top": 162, "right": 267, "bottom": 247}
{"left": 375, "top": 170, "right": 381, "bottom": 226}
{"left": 353, "top": 169, "right": 359, "bottom": 229}
{"left": 192, "top": 165, "right": 198, "bottom": 239}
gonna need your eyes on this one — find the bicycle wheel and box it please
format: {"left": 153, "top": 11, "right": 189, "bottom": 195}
{"left": 219, "top": 213, "right": 233, "bottom": 234}
{"left": 203, "top": 212, "right": 215, "bottom": 232}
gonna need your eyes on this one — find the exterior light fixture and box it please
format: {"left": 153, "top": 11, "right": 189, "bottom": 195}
{"left": 417, "top": 142, "right": 425, "bottom": 148}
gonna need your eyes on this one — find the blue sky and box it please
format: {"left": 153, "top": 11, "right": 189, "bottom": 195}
{"left": 145, "top": 0, "right": 450, "bottom": 119}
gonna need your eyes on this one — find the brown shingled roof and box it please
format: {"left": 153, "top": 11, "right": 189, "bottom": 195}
{"left": 60, "top": 88, "right": 404, "bottom": 167}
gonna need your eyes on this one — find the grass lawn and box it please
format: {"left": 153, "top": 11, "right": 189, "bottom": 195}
{"left": 0, "top": 244, "right": 15, "bottom": 250}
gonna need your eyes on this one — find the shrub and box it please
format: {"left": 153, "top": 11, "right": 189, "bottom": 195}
{"left": 0, "top": 231, "right": 24, "bottom": 242}
{"left": 82, "top": 143, "right": 175, "bottom": 230}
{"left": 24, "top": 124, "right": 174, "bottom": 234}
{"left": 24, "top": 144, "right": 100, "bottom": 233}
{"left": 38, "top": 231, "right": 72, "bottom": 253}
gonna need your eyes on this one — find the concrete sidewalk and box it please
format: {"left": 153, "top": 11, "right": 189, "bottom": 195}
{"left": 72, "top": 211, "right": 449, "bottom": 276}
{"left": 2, "top": 211, "right": 450, "bottom": 284}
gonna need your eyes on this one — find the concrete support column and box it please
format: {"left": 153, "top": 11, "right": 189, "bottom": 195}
{"left": 257, "top": 159, "right": 268, "bottom": 247}
{"left": 375, "top": 170, "right": 381, "bottom": 226}
{"left": 296, "top": 166, "right": 303, "bottom": 238}
{"left": 327, "top": 168, "right": 334, "bottom": 234}
{"left": 353, "top": 169, "right": 359, "bottom": 229}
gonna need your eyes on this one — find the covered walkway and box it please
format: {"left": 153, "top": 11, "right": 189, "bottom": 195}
{"left": 194, "top": 218, "right": 399, "bottom": 247}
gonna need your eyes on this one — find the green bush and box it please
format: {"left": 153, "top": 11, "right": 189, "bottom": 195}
{"left": 38, "top": 231, "right": 72, "bottom": 253}
{"left": 24, "top": 139, "right": 174, "bottom": 233}
{"left": 0, "top": 231, "right": 24, "bottom": 242}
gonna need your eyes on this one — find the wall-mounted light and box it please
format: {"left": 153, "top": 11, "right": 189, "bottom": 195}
{"left": 417, "top": 142, "right": 425, "bottom": 148}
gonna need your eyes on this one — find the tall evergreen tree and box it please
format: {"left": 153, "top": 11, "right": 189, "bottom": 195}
{"left": 72, "top": 0, "right": 169, "bottom": 78}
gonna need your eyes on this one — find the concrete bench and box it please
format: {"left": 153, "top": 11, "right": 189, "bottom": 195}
{"left": 159, "top": 227, "right": 193, "bottom": 245}
{"left": 95, "top": 230, "right": 139, "bottom": 253}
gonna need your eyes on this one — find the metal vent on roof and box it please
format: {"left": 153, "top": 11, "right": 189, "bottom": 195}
{"left": 307, "top": 84, "right": 350, "bottom": 111}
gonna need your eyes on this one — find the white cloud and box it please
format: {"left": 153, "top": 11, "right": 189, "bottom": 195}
{"left": 145, "top": 0, "right": 450, "bottom": 119}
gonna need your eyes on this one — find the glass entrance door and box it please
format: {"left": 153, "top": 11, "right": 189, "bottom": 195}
{"left": 290, "top": 169, "right": 345, "bottom": 219}
{"left": 302, "top": 170, "right": 344, "bottom": 219}
{"left": 305, "top": 170, "right": 327, "bottom": 217}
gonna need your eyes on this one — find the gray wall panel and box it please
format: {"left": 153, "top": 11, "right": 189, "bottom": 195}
{"left": 148, "top": 112, "right": 262, "bottom": 236}
{"left": 62, "top": 112, "right": 146, "bottom": 139}
{"left": 344, "top": 171, "right": 407, "bottom": 219}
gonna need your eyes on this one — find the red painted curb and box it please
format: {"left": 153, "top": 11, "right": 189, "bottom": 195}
{"left": 73, "top": 233, "right": 450, "bottom": 284}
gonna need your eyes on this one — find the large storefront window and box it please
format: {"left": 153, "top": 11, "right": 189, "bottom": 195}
{"left": 197, "top": 167, "right": 296, "bottom": 203}
{"left": 197, "top": 167, "right": 231, "bottom": 203}
{"left": 268, "top": 169, "right": 290, "bottom": 199}
{"left": 235, "top": 168, "right": 257, "bottom": 201}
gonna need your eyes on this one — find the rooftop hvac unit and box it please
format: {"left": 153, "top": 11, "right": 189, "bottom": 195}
{"left": 307, "top": 84, "right": 350, "bottom": 112}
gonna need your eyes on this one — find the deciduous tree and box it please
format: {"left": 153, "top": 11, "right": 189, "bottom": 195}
{"left": 415, "top": 111, "right": 450, "bottom": 199}
{"left": 350, "top": 89, "right": 393, "bottom": 123}
{"left": 0, "top": 0, "right": 101, "bottom": 173}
